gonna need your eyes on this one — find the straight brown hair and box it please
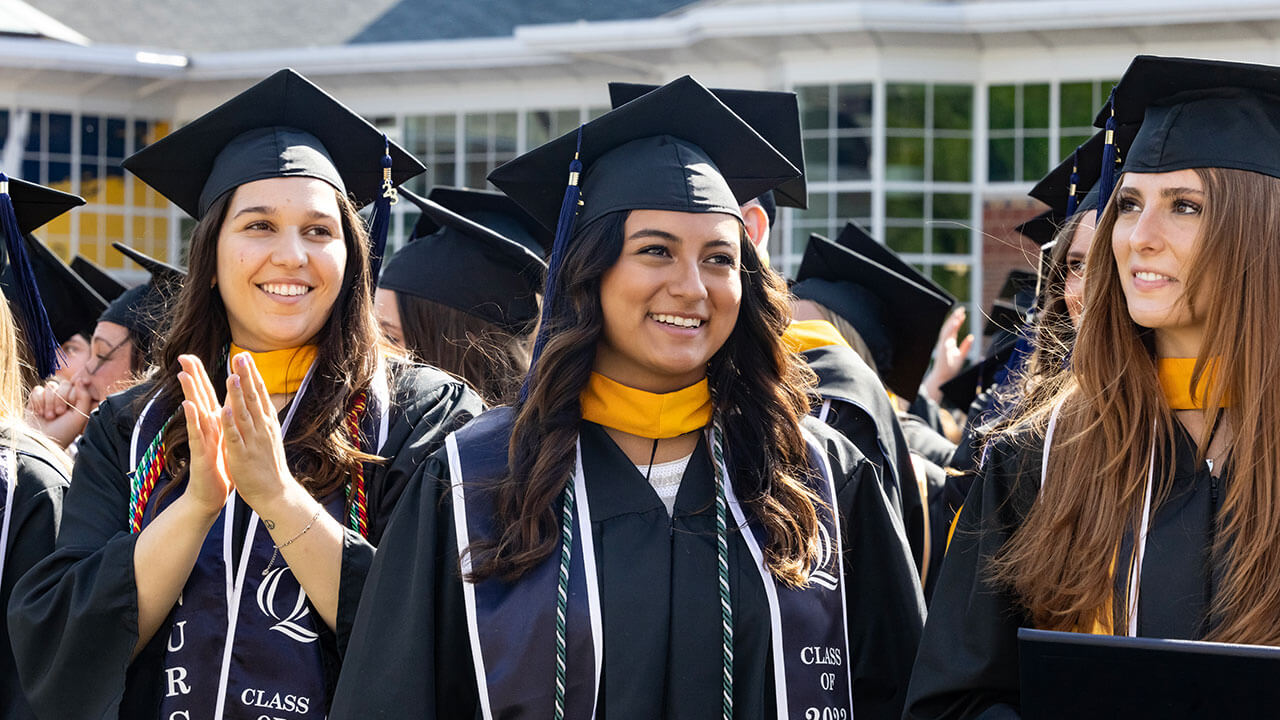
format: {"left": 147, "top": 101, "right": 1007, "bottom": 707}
{"left": 992, "top": 168, "right": 1280, "bottom": 643}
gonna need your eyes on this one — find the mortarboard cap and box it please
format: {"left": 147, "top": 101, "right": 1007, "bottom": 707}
{"left": 2, "top": 235, "right": 106, "bottom": 345}
{"left": 122, "top": 68, "right": 424, "bottom": 220}
{"left": 380, "top": 189, "right": 546, "bottom": 333}
{"left": 100, "top": 242, "right": 186, "bottom": 361}
{"left": 791, "top": 233, "right": 954, "bottom": 401}
{"left": 607, "top": 81, "right": 808, "bottom": 209}
{"left": 1096, "top": 55, "right": 1280, "bottom": 208}
{"left": 985, "top": 300, "right": 1025, "bottom": 338}
{"left": 71, "top": 255, "right": 126, "bottom": 302}
{"left": 831, "top": 221, "right": 956, "bottom": 303}
{"left": 999, "top": 269, "right": 1039, "bottom": 311}
{"left": 490, "top": 75, "right": 798, "bottom": 234}
{"left": 425, "top": 186, "right": 553, "bottom": 258}
{"left": 0, "top": 176, "right": 85, "bottom": 376}
{"left": 1015, "top": 210, "right": 1060, "bottom": 248}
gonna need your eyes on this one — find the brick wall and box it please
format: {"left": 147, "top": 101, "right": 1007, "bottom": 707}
{"left": 979, "top": 195, "right": 1044, "bottom": 344}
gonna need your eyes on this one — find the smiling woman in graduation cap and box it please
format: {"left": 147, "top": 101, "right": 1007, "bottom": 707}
{"left": 376, "top": 187, "right": 548, "bottom": 406}
{"left": 8, "top": 69, "right": 483, "bottom": 720}
{"left": 906, "top": 55, "right": 1280, "bottom": 719}
{"left": 331, "top": 76, "right": 924, "bottom": 720}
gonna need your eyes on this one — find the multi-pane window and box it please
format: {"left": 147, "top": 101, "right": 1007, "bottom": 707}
{"left": 1057, "top": 79, "right": 1118, "bottom": 160}
{"left": 987, "top": 83, "right": 1050, "bottom": 183}
{"left": 790, "top": 81, "right": 978, "bottom": 329}
{"left": 1, "top": 108, "right": 171, "bottom": 268}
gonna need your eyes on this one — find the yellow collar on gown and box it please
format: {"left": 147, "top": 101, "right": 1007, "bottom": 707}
{"left": 579, "top": 372, "right": 712, "bottom": 439}
{"left": 229, "top": 343, "right": 318, "bottom": 395}
{"left": 781, "top": 319, "right": 852, "bottom": 354}
{"left": 1158, "top": 357, "right": 1229, "bottom": 410}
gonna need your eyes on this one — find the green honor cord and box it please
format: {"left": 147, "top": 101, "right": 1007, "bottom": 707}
{"left": 553, "top": 422, "right": 734, "bottom": 720}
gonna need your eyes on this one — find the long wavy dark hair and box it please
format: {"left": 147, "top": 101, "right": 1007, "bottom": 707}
{"left": 467, "top": 210, "right": 822, "bottom": 587}
{"left": 143, "top": 184, "right": 383, "bottom": 506}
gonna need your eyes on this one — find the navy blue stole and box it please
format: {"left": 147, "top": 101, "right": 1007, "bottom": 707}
{"left": 130, "top": 367, "right": 389, "bottom": 720}
{"left": 448, "top": 410, "right": 852, "bottom": 719}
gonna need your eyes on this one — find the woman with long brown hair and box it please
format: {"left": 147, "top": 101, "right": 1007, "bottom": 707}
{"left": 375, "top": 188, "right": 545, "bottom": 406}
{"left": 9, "top": 70, "right": 482, "bottom": 719}
{"left": 332, "top": 77, "right": 924, "bottom": 720}
{"left": 906, "top": 55, "right": 1280, "bottom": 718}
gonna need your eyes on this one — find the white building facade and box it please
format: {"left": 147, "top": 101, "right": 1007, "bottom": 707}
{"left": 5, "top": 0, "right": 1280, "bottom": 332}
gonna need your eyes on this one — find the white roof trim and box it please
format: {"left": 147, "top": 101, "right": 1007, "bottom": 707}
{"left": 4, "top": 0, "right": 1280, "bottom": 78}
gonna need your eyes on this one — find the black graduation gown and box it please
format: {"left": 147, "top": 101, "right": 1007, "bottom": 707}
{"left": 904, "top": 424, "right": 1222, "bottom": 720}
{"left": 7, "top": 362, "right": 482, "bottom": 720}
{"left": 802, "top": 344, "right": 926, "bottom": 574}
{"left": 0, "top": 430, "right": 69, "bottom": 720}
{"left": 330, "top": 413, "right": 925, "bottom": 720}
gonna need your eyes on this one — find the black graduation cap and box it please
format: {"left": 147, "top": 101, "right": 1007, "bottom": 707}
{"left": 999, "top": 269, "right": 1039, "bottom": 310}
{"left": 830, "top": 221, "right": 956, "bottom": 303}
{"left": 985, "top": 300, "right": 1025, "bottom": 338}
{"left": 122, "top": 68, "right": 425, "bottom": 219}
{"left": 100, "top": 242, "right": 186, "bottom": 361}
{"left": 71, "top": 255, "right": 126, "bottom": 302}
{"left": 1014, "top": 210, "right": 1060, "bottom": 248}
{"left": 1096, "top": 55, "right": 1280, "bottom": 207}
{"left": 380, "top": 189, "right": 546, "bottom": 333}
{"left": 489, "top": 75, "right": 798, "bottom": 234}
{"left": 791, "top": 233, "right": 954, "bottom": 401}
{"left": 1, "top": 235, "right": 106, "bottom": 345}
{"left": 424, "top": 186, "right": 553, "bottom": 258}
{"left": 1031, "top": 126, "right": 1139, "bottom": 221}
{"left": 0, "top": 176, "right": 85, "bottom": 376}
{"left": 607, "top": 81, "right": 808, "bottom": 209}
{"left": 939, "top": 331, "right": 1018, "bottom": 411}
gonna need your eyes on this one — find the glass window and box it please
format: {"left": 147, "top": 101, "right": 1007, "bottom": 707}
{"left": 106, "top": 118, "right": 127, "bottom": 159}
{"left": 1022, "top": 84, "right": 1050, "bottom": 129}
{"left": 1022, "top": 136, "right": 1049, "bottom": 181}
{"left": 988, "top": 138, "right": 1015, "bottom": 182}
{"left": 932, "top": 137, "right": 971, "bottom": 182}
{"left": 886, "top": 84, "right": 926, "bottom": 129}
{"left": 804, "top": 137, "right": 830, "bottom": 183}
{"left": 48, "top": 113, "right": 72, "bottom": 155}
{"left": 886, "top": 192, "right": 925, "bottom": 219}
{"left": 885, "top": 136, "right": 925, "bottom": 181}
{"left": 836, "top": 84, "right": 873, "bottom": 129}
{"left": 80, "top": 116, "right": 101, "bottom": 158}
{"left": 930, "top": 264, "right": 970, "bottom": 302}
{"left": 798, "top": 85, "right": 831, "bottom": 130}
{"left": 836, "top": 192, "right": 871, "bottom": 220}
{"left": 988, "top": 85, "right": 1017, "bottom": 131}
{"left": 835, "top": 136, "right": 871, "bottom": 181}
{"left": 934, "top": 85, "right": 973, "bottom": 131}
{"left": 933, "top": 226, "right": 969, "bottom": 254}
{"left": 885, "top": 226, "right": 924, "bottom": 254}
{"left": 1059, "top": 82, "right": 1094, "bottom": 128}
{"left": 933, "top": 193, "right": 970, "bottom": 220}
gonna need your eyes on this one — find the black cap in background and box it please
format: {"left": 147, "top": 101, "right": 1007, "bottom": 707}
{"left": 425, "top": 186, "right": 553, "bottom": 258}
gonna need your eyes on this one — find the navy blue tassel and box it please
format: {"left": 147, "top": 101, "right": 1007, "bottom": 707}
{"left": 366, "top": 136, "right": 395, "bottom": 283}
{"left": 0, "top": 174, "right": 60, "bottom": 378}
{"left": 1096, "top": 90, "right": 1119, "bottom": 222}
{"left": 1065, "top": 147, "right": 1080, "bottom": 218}
{"left": 520, "top": 126, "right": 584, "bottom": 402}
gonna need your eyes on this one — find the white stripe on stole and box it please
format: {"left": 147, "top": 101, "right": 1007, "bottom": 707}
{"left": 213, "top": 359, "right": 316, "bottom": 720}
{"left": 571, "top": 438, "right": 604, "bottom": 719}
{"left": 448, "top": 431, "right": 495, "bottom": 720}
{"left": 817, "top": 400, "right": 832, "bottom": 424}
{"left": 721, "top": 429, "right": 847, "bottom": 717}
{"left": 129, "top": 392, "right": 162, "bottom": 470}
{"left": 0, "top": 447, "right": 16, "bottom": 580}
{"left": 721, "top": 433, "right": 788, "bottom": 717}
{"left": 1038, "top": 401, "right": 1153, "bottom": 637}
{"left": 804, "top": 431, "right": 856, "bottom": 713}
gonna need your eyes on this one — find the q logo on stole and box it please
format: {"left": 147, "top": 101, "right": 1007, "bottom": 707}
{"left": 257, "top": 567, "right": 319, "bottom": 643}
{"left": 808, "top": 523, "right": 839, "bottom": 591}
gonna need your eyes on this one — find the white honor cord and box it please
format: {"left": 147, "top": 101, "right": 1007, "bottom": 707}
{"left": 212, "top": 358, "right": 317, "bottom": 720}
{"left": 1040, "top": 404, "right": 1153, "bottom": 637}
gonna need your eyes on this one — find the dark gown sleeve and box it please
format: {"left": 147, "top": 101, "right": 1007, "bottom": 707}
{"left": 1, "top": 434, "right": 69, "bottom": 720}
{"left": 807, "top": 419, "right": 926, "bottom": 720}
{"left": 7, "top": 390, "right": 152, "bottom": 719}
{"left": 903, "top": 435, "right": 1042, "bottom": 720}
{"left": 329, "top": 449, "right": 478, "bottom": 720}
{"left": 336, "top": 364, "right": 482, "bottom": 656}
